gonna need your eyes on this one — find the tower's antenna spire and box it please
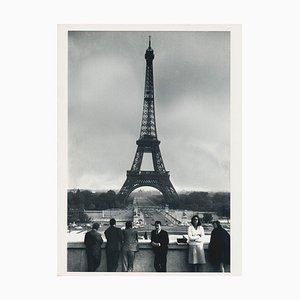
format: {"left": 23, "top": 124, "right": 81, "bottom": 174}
{"left": 149, "top": 35, "right": 151, "bottom": 48}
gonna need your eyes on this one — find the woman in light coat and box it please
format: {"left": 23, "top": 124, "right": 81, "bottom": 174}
{"left": 187, "top": 215, "right": 206, "bottom": 272}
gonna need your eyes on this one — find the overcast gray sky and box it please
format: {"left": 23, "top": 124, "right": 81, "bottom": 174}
{"left": 68, "top": 31, "right": 230, "bottom": 192}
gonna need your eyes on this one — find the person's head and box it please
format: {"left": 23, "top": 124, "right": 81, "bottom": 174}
{"left": 191, "top": 215, "right": 201, "bottom": 227}
{"left": 92, "top": 222, "right": 100, "bottom": 230}
{"left": 154, "top": 221, "right": 162, "bottom": 231}
{"left": 109, "top": 218, "right": 116, "bottom": 226}
{"left": 125, "top": 221, "right": 133, "bottom": 229}
{"left": 212, "top": 220, "right": 221, "bottom": 229}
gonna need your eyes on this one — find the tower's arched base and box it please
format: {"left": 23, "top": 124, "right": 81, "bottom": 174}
{"left": 117, "top": 171, "right": 178, "bottom": 203}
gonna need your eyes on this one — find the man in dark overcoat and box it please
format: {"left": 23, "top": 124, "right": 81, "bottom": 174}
{"left": 104, "top": 218, "right": 122, "bottom": 272}
{"left": 84, "top": 222, "right": 103, "bottom": 271}
{"left": 150, "top": 221, "right": 169, "bottom": 272}
{"left": 209, "top": 220, "right": 230, "bottom": 272}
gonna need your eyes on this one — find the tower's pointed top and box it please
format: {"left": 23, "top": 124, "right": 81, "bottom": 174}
{"left": 145, "top": 35, "right": 154, "bottom": 60}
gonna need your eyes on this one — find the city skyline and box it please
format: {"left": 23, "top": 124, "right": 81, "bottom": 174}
{"left": 68, "top": 31, "right": 230, "bottom": 192}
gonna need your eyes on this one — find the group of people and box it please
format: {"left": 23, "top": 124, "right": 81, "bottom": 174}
{"left": 84, "top": 215, "right": 230, "bottom": 272}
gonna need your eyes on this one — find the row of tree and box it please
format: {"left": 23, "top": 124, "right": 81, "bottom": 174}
{"left": 68, "top": 189, "right": 132, "bottom": 211}
{"left": 149, "top": 191, "right": 230, "bottom": 218}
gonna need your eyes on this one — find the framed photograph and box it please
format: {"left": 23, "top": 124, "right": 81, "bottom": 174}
{"left": 58, "top": 25, "right": 241, "bottom": 275}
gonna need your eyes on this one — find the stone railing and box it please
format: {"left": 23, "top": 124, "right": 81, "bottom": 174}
{"left": 67, "top": 239, "right": 229, "bottom": 272}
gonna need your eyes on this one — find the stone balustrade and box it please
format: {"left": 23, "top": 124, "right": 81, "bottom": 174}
{"left": 67, "top": 239, "right": 229, "bottom": 273}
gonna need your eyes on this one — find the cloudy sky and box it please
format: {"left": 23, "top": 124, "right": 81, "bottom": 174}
{"left": 68, "top": 31, "right": 230, "bottom": 192}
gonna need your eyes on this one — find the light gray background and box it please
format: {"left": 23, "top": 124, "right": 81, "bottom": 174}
{"left": 2, "top": 0, "right": 298, "bottom": 299}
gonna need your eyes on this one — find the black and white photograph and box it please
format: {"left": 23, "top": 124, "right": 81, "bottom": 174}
{"left": 58, "top": 26, "right": 241, "bottom": 274}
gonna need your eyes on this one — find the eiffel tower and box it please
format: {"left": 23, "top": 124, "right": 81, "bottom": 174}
{"left": 117, "top": 37, "right": 178, "bottom": 203}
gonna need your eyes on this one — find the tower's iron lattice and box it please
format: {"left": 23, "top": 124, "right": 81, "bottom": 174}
{"left": 117, "top": 37, "right": 179, "bottom": 203}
